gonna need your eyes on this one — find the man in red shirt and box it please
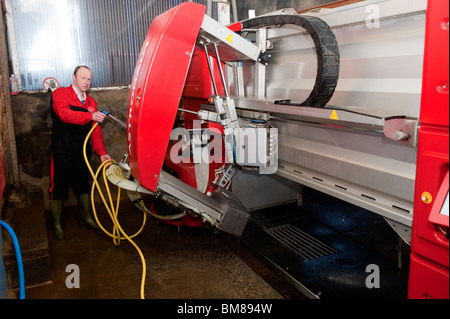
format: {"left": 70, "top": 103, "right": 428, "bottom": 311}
{"left": 49, "top": 65, "right": 111, "bottom": 240}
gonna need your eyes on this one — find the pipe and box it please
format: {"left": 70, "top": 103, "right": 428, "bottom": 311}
{"left": 213, "top": 43, "right": 229, "bottom": 98}
{"left": 0, "top": 220, "right": 25, "bottom": 299}
{"left": 178, "top": 108, "right": 199, "bottom": 115}
{"left": 231, "top": 0, "right": 238, "bottom": 23}
{"left": 203, "top": 44, "right": 219, "bottom": 96}
{"left": 207, "top": 0, "right": 213, "bottom": 17}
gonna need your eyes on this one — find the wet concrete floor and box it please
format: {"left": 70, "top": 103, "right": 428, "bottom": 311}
{"left": 5, "top": 185, "right": 408, "bottom": 301}
{"left": 9, "top": 191, "right": 289, "bottom": 300}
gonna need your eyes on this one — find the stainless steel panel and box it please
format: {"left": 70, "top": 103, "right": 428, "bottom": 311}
{"left": 228, "top": 1, "right": 426, "bottom": 118}
{"left": 276, "top": 120, "right": 416, "bottom": 201}
{"left": 223, "top": 1, "right": 424, "bottom": 232}
{"left": 231, "top": 169, "right": 301, "bottom": 211}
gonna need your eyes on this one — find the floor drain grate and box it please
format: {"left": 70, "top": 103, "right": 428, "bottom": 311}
{"left": 264, "top": 224, "right": 338, "bottom": 260}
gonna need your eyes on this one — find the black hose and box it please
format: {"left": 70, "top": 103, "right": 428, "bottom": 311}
{"left": 242, "top": 14, "right": 340, "bottom": 108}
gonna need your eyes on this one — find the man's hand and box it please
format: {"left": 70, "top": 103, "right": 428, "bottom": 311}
{"left": 92, "top": 111, "right": 107, "bottom": 123}
{"left": 100, "top": 154, "right": 112, "bottom": 163}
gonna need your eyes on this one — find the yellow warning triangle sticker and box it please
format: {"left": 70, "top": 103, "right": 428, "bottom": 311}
{"left": 330, "top": 110, "right": 339, "bottom": 120}
{"left": 225, "top": 34, "right": 233, "bottom": 43}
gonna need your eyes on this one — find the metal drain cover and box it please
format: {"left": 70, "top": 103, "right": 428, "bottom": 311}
{"left": 264, "top": 224, "right": 337, "bottom": 260}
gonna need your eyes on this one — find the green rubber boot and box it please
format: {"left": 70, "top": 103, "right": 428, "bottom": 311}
{"left": 50, "top": 199, "right": 65, "bottom": 240}
{"left": 77, "top": 194, "right": 100, "bottom": 230}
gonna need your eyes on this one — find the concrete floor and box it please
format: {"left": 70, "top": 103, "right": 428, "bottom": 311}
{"left": 3, "top": 184, "right": 409, "bottom": 300}
{"left": 4, "top": 190, "right": 290, "bottom": 300}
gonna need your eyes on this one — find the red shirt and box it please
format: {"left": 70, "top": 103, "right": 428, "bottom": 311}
{"left": 52, "top": 85, "right": 107, "bottom": 156}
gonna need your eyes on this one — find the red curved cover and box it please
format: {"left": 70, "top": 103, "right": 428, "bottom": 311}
{"left": 127, "top": 3, "right": 206, "bottom": 191}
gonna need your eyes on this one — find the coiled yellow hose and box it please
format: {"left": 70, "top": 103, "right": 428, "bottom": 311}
{"left": 83, "top": 123, "right": 147, "bottom": 299}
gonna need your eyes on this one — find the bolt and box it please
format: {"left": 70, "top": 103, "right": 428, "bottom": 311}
{"left": 421, "top": 192, "right": 432, "bottom": 204}
{"left": 395, "top": 130, "right": 409, "bottom": 141}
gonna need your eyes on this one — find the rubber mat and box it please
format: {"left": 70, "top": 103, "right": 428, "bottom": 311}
{"left": 242, "top": 188, "right": 410, "bottom": 299}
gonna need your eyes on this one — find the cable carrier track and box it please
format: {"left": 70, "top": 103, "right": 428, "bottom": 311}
{"left": 238, "top": 14, "right": 340, "bottom": 108}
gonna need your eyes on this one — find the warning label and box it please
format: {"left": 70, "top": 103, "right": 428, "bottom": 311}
{"left": 330, "top": 110, "right": 339, "bottom": 120}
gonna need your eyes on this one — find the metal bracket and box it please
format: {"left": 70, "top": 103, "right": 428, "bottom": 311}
{"left": 384, "top": 217, "right": 412, "bottom": 245}
{"left": 383, "top": 118, "right": 419, "bottom": 148}
{"left": 198, "top": 14, "right": 266, "bottom": 64}
{"left": 158, "top": 171, "right": 250, "bottom": 236}
{"left": 232, "top": 98, "right": 420, "bottom": 148}
{"left": 257, "top": 51, "right": 272, "bottom": 65}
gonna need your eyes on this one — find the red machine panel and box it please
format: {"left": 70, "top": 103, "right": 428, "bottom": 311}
{"left": 182, "top": 47, "right": 226, "bottom": 128}
{"left": 417, "top": 1, "right": 449, "bottom": 128}
{"left": 409, "top": 253, "right": 449, "bottom": 299}
{"left": 412, "top": 129, "right": 449, "bottom": 267}
{"left": 183, "top": 47, "right": 225, "bottom": 101}
{"left": 408, "top": 0, "right": 449, "bottom": 299}
{"left": 127, "top": 2, "right": 206, "bottom": 192}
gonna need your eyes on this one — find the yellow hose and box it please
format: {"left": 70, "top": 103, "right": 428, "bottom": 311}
{"left": 83, "top": 122, "right": 147, "bottom": 299}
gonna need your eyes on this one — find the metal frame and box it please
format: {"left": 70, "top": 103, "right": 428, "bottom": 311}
{"left": 198, "top": 14, "right": 262, "bottom": 63}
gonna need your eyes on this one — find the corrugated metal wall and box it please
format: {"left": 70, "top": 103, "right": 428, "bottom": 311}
{"left": 10, "top": 0, "right": 215, "bottom": 91}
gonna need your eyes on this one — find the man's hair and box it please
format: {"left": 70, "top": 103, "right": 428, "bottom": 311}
{"left": 73, "top": 65, "right": 91, "bottom": 76}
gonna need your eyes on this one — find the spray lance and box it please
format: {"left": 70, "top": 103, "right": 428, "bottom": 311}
{"left": 98, "top": 110, "right": 130, "bottom": 173}
{"left": 99, "top": 110, "right": 127, "bottom": 129}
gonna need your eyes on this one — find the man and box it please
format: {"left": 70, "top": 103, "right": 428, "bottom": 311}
{"left": 49, "top": 65, "right": 111, "bottom": 240}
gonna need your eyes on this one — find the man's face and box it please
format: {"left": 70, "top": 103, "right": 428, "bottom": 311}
{"left": 73, "top": 67, "right": 92, "bottom": 93}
